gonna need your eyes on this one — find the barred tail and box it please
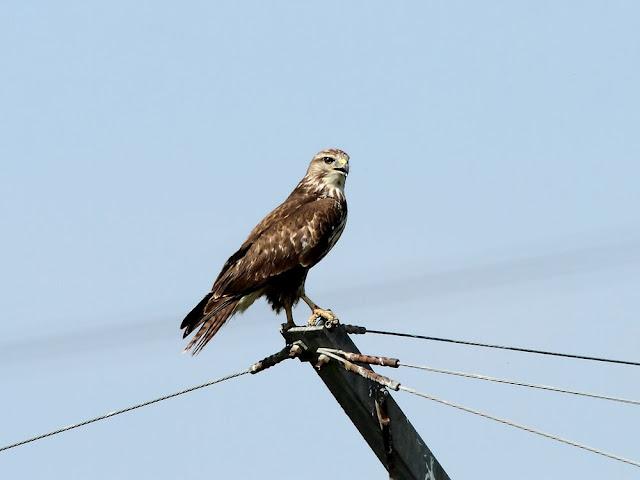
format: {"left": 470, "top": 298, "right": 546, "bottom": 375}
{"left": 181, "top": 294, "right": 239, "bottom": 354}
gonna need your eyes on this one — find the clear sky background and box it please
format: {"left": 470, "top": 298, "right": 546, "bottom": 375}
{"left": 1, "top": 1, "right": 639, "bottom": 479}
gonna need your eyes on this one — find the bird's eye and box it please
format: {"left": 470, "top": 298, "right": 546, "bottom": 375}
{"left": 322, "top": 156, "right": 335, "bottom": 164}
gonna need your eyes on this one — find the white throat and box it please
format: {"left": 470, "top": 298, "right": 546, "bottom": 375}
{"left": 301, "top": 170, "right": 346, "bottom": 200}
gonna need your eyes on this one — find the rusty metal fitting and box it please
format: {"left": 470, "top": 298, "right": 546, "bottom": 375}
{"left": 375, "top": 399, "right": 391, "bottom": 428}
{"left": 318, "top": 348, "right": 400, "bottom": 368}
{"left": 342, "top": 361, "right": 401, "bottom": 391}
{"left": 375, "top": 389, "right": 395, "bottom": 477}
{"left": 340, "top": 352, "right": 400, "bottom": 368}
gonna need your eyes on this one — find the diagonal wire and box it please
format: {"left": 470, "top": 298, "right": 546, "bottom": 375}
{"left": 400, "top": 362, "right": 640, "bottom": 406}
{"left": 317, "top": 350, "right": 640, "bottom": 469}
{"left": 361, "top": 328, "right": 640, "bottom": 367}
{"left": 400, "top": 385, "right": 640, "bottom": 469}
{"left": 0, "top": 369, "right": 249, "bottom": 454}
{"left": 315, "top": 347, "right": 640, "bottom": 406}
{"left": 0, "top": 345, "right": 298, "bottom": 454}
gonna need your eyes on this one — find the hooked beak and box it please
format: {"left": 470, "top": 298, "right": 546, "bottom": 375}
{"left": 333, "top": 158, "right": 349, "bottom": 175}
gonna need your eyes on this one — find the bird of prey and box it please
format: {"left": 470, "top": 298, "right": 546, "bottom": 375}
{"left": 181, "top": 148, "right": 350, "bottom": 353}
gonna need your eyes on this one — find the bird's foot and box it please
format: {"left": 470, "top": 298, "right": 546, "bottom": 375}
{"left": 280, "top": 321, "right": 296, "bottom": 332}
{"left": 307, "top": 308, "right": 339, "bottom": 328}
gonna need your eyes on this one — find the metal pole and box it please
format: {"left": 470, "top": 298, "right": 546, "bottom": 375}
{"left": 282, "top": 324, "right": 451, "bottom": 480}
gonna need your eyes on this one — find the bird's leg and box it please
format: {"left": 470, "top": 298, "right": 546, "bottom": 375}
{"left": 281, "top": 301, "right": 296, "bottom": 331}
{"left": 301, "top": 294, "right": 319, "bottom": 311}
{"left": 302, "top": 294, "right": 339, "bottom": 327}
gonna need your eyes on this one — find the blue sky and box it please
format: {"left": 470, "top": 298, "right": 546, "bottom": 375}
{"left": 1, "top": 1, "right": 639, "bottom": 478}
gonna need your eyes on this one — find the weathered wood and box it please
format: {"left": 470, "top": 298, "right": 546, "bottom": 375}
{"left": 282, "top": 324, "right": 451, "bottom": 480}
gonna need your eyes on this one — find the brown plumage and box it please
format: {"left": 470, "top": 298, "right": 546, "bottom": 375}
{"left": 181, "top": 148, "right": 350, "bottom": 354}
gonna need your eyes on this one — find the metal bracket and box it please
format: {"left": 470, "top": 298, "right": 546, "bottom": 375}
{"left": 376, "top": 388, "right": 396, "bottom": 480}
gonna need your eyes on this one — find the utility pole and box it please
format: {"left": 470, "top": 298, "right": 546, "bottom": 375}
{"left": 282, "top": 324, "right": 451, "bottom": 480}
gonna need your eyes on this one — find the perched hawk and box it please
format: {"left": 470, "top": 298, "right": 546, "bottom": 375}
{"left": 181, "top": 148, "right": 350, "bottom": 353}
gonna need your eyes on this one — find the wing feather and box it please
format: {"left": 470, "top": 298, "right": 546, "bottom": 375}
{"left": 212, "top": 197, "right": 346, "bottom": 297}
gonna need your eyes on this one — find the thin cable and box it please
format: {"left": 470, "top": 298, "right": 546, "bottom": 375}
{"left": 400, "top": 385, "right": 640, "bottom": 468}
{"left": 400, "top": 363, "right": 640, "bottom": 406}
{"left": 0, "top": 369, "right": 249, "bottom": 454}
{"left": 364, "top": 328, "right": 640, "bottom": 367}
{"left": 320, "top": 350, "right": 640, "bottom": 469}
{"left": 318, "top": 346, "right": 639, "bottom": 405}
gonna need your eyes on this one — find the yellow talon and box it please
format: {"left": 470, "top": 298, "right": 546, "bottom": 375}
{"left": 307, "top": 308, "right": 339, "bottom": 327}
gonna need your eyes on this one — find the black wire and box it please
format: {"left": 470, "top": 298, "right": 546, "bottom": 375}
{"left": 363, "top": 329, "right": 640, "bottom": 367}
{"left": 0, "top": 370, "right": 249, "bottom": 453}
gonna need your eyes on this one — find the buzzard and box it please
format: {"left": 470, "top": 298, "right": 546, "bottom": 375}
{"left": 181, "top": 148, "right": 350, "bottom": 353}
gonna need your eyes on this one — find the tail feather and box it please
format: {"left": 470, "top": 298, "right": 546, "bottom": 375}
{"left": 181, "top": 292, "right": 214, "bottom": 337}
{"left": 181, "top": 295, "right": 239, "bottom": 354}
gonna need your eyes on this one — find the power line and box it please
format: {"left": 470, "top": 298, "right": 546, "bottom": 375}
{"left": 354, "top": 327, "right": 640, "bottom": 367}
{"left": 0, "top": 345, "right": 300, "bottom": 454}
{"left": 400, "top": 362, "right": 640, "bottom": 406}
{"left": 399, "top": 385, "right": 640, "bottom": 469}
{"left": 0, "top": 369, "right": 249, "bottom": 454}
{"left": 316, "top": 347, "right": 640, "bottom": 405}
{"left": 318, "top": 347, "right": 640, "bottom": 469}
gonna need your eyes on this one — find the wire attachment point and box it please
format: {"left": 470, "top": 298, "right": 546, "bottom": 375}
{"left": 317, "top": 348, "right": 400, "bottom": 390}
{"left": 315, "top": 353, "right": 330, "bottom": 370}
{"left": 250, "top": 342, "right": 304, "bottom": 374}
{"left": 320, "top": 348, "right": 400, "bottom": 368}
{"left": 343, "top": 324, "right": 367, "bottom": 334}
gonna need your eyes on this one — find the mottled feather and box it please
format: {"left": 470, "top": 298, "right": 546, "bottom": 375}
{"left": 181, "top": 149, "right": 349, "bottom": 353}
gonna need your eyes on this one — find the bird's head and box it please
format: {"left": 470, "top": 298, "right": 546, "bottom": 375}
{"left": 305, "top": 148, "right": 350, "bottom": 194}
